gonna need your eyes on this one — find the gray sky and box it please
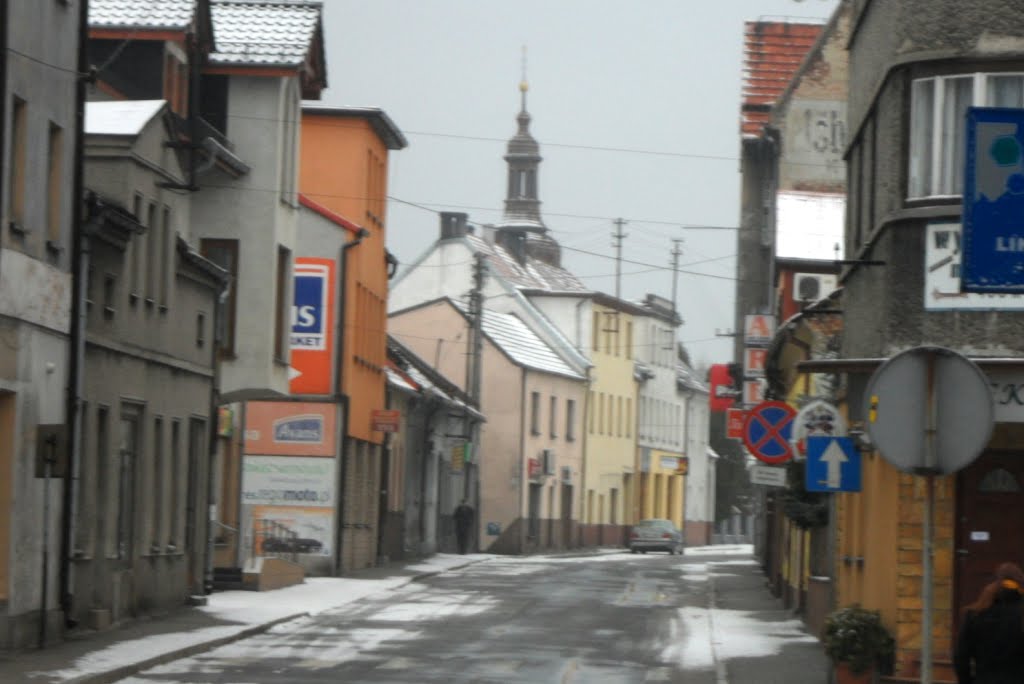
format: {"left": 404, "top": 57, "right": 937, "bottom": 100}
{"left": 320, "top": 0, "right": 840, "bottom": 368}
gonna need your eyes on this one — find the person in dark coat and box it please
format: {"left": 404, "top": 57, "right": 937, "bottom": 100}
{"left": 453, "top": 499, "right": 474, "bottom": 555}
{"left": 954, "top": 561, "right": 1024, "bottom": 684}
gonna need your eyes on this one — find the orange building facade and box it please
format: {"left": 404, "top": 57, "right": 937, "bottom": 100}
{"left": 299, "top": 106, "right": 406, "bottom": 570}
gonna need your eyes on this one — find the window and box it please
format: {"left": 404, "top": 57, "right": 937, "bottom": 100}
{"left": 530, "top": 391, "right": 541, "bottom": 435}
{"left": 200, "top": 239, "right": 238, "bottom": 355}
{"left": 587, "top": 392, "right": 594, "bottom": 433}
{"left": 185, "top": 418, "right": 206, "bottom": 552}
{"left": 160, "top": 206, "right": 171, "bottom": 308}
{"left": 274, "top": 245, "right": 291, "bottom": 361}
{"left": 8, "top": 97, "right": 27, "bottom": 231}
{"left": 46, "top": 123, "right": 64, "bottom": 247}
{"left": 617, "top": 396, "right": 623, "bottom": 437}
{"left": 566, "top": 399, "right": 576, "bottom": 441}
{"left": 103, "top": 273, "right": 116, "bottom": 319}
{"left": 130, "top": 194, "right": 144, "bottom": 302}
{"left": 592, "top": 312, "right": 600, "bottom": 352}
{"left": 549, "top": 396, "right": 557, "bottom": 438}
{"left": 117, "top": 406, "right": 142, "bottom": 560}
{"left": 905, "top": 73, "right": 1024, "bottom": 198}
{"left": 598, "top": 393, "right": 604, "bottom": 434}
{"left": 626, "top": 398, "right": 632, "bottom": 438}
{"left": 170, "top": 420, "right": 181, "bottom": 549}
{"left": 196, "top": 311, "right": 206, "bottom": 348}
{"left": 146, "top": 201, "right": 158, "bottom": 303}
{"left": 95, "top": 405, "right": 110, "bottom": 556}
{"left": 626, "top": 321, "right": 633, "bottom": 359}
{"left": 151, "top": 417, "right": 164, "bottom": 552}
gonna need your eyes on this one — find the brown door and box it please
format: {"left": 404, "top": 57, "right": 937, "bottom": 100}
{"left": 955, "top": 451, "right": 1024, "bottom": 636}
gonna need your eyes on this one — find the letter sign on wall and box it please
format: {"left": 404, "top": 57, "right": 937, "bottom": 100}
{"left": 290, "top": 258, "right": 336, "bottom": 395}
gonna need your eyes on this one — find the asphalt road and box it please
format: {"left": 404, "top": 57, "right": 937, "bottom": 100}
{"left": 116, "top": 550, "right": 826, "bottom": 684}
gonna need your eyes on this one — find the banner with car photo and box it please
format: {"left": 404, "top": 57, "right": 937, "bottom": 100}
{"left": 241, "top": 455, "right": 335, "bottom": 562}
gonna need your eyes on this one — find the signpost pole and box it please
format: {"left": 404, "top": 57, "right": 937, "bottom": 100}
{"left": 920, "top": 351, "right": 938, "bottom": 684}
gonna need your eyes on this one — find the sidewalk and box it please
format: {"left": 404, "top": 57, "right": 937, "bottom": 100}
{"left": 0, "top": 553, "right": 491, "bottom": 684}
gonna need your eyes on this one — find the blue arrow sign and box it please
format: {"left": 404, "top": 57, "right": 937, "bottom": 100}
{"left": 805, "top": 436, "right": 861, "bottom": 493}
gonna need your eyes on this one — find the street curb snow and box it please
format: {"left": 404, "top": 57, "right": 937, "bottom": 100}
{"left": 63, "top": 558, "right": 490, "bottom": 684}
{"left": 64, "top": 613, "right": 308, "bottom": 684}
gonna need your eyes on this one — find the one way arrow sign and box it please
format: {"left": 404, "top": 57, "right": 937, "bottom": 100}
{"left": 805, "top": 436, "right": 861, "bottom": 493}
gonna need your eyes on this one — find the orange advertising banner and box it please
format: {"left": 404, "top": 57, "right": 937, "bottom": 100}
{"left": 244, "top": 401, "right": 337, "bottom": 457}
{"left": 290, "top": 257, "right": 336, "bottom": 395}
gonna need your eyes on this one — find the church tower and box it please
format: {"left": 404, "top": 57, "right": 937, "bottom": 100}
{"left": 495, "top": 65, "right": 562, "bottom": 266}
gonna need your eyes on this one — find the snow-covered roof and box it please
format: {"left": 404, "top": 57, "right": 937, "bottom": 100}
{"left": 481, "top": 309, "right": 583, "bottom": 380}
{"left": 465, "top": 234, "right": 589, "bottom": 294}
{"left": 89, "top": 0, "right": 195, "bottom": 31}
{"left": 385, "top": 366, "right": 417, "bottom": 393}
{"left": 677, "top": 363, "right": 708, "bottom": 393}
{"left": 775, "top": 191, "right": 845, "bottom": 261}
{"left": 210, "top": 0, "right": 321, "bottom": 68}
{"left": 85, "top": 100, "right": 166, "bottom": 136}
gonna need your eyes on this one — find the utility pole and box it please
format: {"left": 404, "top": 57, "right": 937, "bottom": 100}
{"left": 465, "top": 252, "right": 487, "bottom": 504}
{"left": 612, "top": 218, "right": 628, "bottom": 298}
{"left": 670, "top": 239, "right": 683, "bottom": 317}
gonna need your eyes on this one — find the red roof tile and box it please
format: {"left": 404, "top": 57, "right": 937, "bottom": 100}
{"left": 741, "top": 21, "right": 823, "bottom": 137}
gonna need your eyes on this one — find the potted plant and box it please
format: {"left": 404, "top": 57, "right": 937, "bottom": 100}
{"left": 823, "top": 605, "right": 895, "bottom": 683}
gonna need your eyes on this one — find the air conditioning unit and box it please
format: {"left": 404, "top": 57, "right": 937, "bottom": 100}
{"left": 541, "top": 449, "right": 556, "bottom": 475}
{"left": 792, "top": 273, "right": 837, "bottom": 303}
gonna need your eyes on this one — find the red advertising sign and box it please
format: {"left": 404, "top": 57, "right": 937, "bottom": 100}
{"left": 290, "top": 257, "right": 336, "bottom": 395}
{"left": 743, "top": 379, "right": 764, "bottom": 406}
{"left": 528, "top": 458, "right": 542, "bottom": 480}
{"left": 708, "top": 363, "right": 735, "bottom": 412}
{"left": 371, "top": 409, "right": 400, "bottom": 433}
{"left": 726, "top": 408, "right": 746, "bottom": 439}
{"left": 244, "top": 401, "right": 337, "bottom": 457}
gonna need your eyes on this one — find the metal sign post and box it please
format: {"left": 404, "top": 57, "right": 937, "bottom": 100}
{"left": 865, "top": 346, "right": 994, "bottom": 684}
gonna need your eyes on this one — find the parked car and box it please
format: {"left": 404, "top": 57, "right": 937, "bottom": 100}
{"left": 628, "top": 518, "right": 684, "bottom": 555}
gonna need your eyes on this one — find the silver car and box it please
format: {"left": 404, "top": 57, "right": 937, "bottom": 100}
{"left": 628, "top": 518, "right": 684, "bottom": 555}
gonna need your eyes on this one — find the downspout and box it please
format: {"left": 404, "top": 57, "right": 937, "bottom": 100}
{"left": 0, "top": 0, "right": 7, "bottom": 226}
{"left": 518, "top": 367, "right": 526, "bottom": 551}
{"left": 580, "top": 368, "right": 592, "bottom": 547}
{"left": 203, "top": 278, "right": 227, "bottom": 594}
{"left": 60, "top": 0, "right": 91, "bottom": 629}
{"left": 334, "top": 227, "right": 368, "bottom": 573}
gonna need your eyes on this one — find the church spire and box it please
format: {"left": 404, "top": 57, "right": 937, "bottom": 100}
{"left": 501, "top": 46, "right": 544, "bottom": 232}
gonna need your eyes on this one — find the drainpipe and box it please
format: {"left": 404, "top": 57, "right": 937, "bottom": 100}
{"left": 60, "top": 0, "right": 91, "bottom": 630}
{"left": 203, "top": 279, "right": 227, "bottom": 594}
{"left": 0, "top": 0, "right": 7, "bottom": 226}
{"left": 334, "top": 227, "right": 368, "bottom": 573}
{"left": 518, "top": 367, "right": 526, "bottom": 551}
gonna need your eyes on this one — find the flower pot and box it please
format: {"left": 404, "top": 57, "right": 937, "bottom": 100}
{"left": 834, "top": 662, "right": 873, "bottom": 684}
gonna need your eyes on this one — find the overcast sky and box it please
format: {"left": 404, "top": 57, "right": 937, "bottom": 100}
{"left": 320, "top": 0, "right": 840, "bottom": 368}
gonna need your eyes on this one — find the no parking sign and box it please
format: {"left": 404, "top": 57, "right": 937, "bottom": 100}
{"left": 742, "top": 401, "right": 797, "bottom": 465}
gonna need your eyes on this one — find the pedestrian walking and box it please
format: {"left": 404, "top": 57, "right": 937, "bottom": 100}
{"left": 954, "top": 561, "right": 1024, "bottom": 684}
{"left": 453, "top": 499, "right": 474, "bottom": 555}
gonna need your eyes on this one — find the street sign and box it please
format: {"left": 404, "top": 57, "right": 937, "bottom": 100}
{"left": 371, "top": 409, "right": 400, "bottom": 433}
{"left": 791, "top": 400, "right": 847, "bottom": 458}
{"left": 864, "top": 346, "right": 994, "bottom": 474}
{"left": 726, "top": 408, "right": 746, "bottom": 439}
{"left": 805, "top": 436, "right": 861, "bottom": 492}
{"left": 962, "top": 107, "right": 1024, "bottom": 292}
{"left": 742, "top": 401, "right": 797, "bottom": 465}
{"left": 743, "top": 379, "right": 764, "bottom": 406}
{"left": 750, "top": 464, "right": 787, "bottom": 487}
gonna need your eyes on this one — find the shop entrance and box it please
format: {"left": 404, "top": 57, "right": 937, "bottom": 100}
{"left": 955, "top": 450, "right": 1024, "bottom": 638}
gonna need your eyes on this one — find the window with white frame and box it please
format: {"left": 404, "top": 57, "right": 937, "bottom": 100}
{"left": 910, "top": 73, "right": 1024, "bottom": 199}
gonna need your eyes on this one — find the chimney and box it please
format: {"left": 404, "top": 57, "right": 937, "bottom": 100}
{"left": 440, "top": 212, "right": 469, "bottom": 240}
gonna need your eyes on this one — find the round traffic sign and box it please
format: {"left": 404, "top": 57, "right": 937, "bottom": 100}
{"left": 864, "top": 346, "right": 993, "bottom": 474}
{"left": 742, "top": 401, "right": 797, "bottom": 465}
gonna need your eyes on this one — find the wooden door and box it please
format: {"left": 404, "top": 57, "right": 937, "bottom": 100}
{"left": 955, "top": 451, "right": 1024, "bottom": 636}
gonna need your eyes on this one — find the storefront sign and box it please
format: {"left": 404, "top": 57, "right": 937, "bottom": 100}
{"left": 242, "top": 455, "right": 335, "bottom": 507}
{"left": 244, "top": 401, "right": 336, "bottom": 457}
{"left": 925, "top": 223, "right": 1024, "bottom": 310}
{"left": 744, "top": 314, "right": 775, "bottom": 346}
{"left": 727, "top": 408, "right": 746, "bottom": 439}
{"left": 745, "top": 347, "right": 767, "bottom": 378}
{"left": 371, "top": 409, "right": 400, "bottom": 433}
{"left": 290, "top": 258, "right": 336, "bottom": 395}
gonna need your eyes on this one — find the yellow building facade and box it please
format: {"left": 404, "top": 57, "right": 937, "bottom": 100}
{"left": 582, "top": 301, "right": 638, "bottom": 546}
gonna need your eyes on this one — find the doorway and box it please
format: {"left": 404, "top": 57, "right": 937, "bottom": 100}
{"left": 955, "top": 450, "right": 1024, "bottom": 638}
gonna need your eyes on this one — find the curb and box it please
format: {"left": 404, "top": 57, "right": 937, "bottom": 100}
{"left": 65, "top": 613, "right": 308, "bottom": 684}
{"left": 62, "top": 558, "right": 491, "bottom": 684}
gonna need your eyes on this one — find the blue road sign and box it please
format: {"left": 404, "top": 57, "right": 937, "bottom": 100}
{"left": 742, "top": 401, "right": 797, "bottom": 465}
{"left": 962, "top": 107, "right": 1024, "bottom": 293}
{"left": 805, "top": 436, "right": 861, "bottom": 493}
